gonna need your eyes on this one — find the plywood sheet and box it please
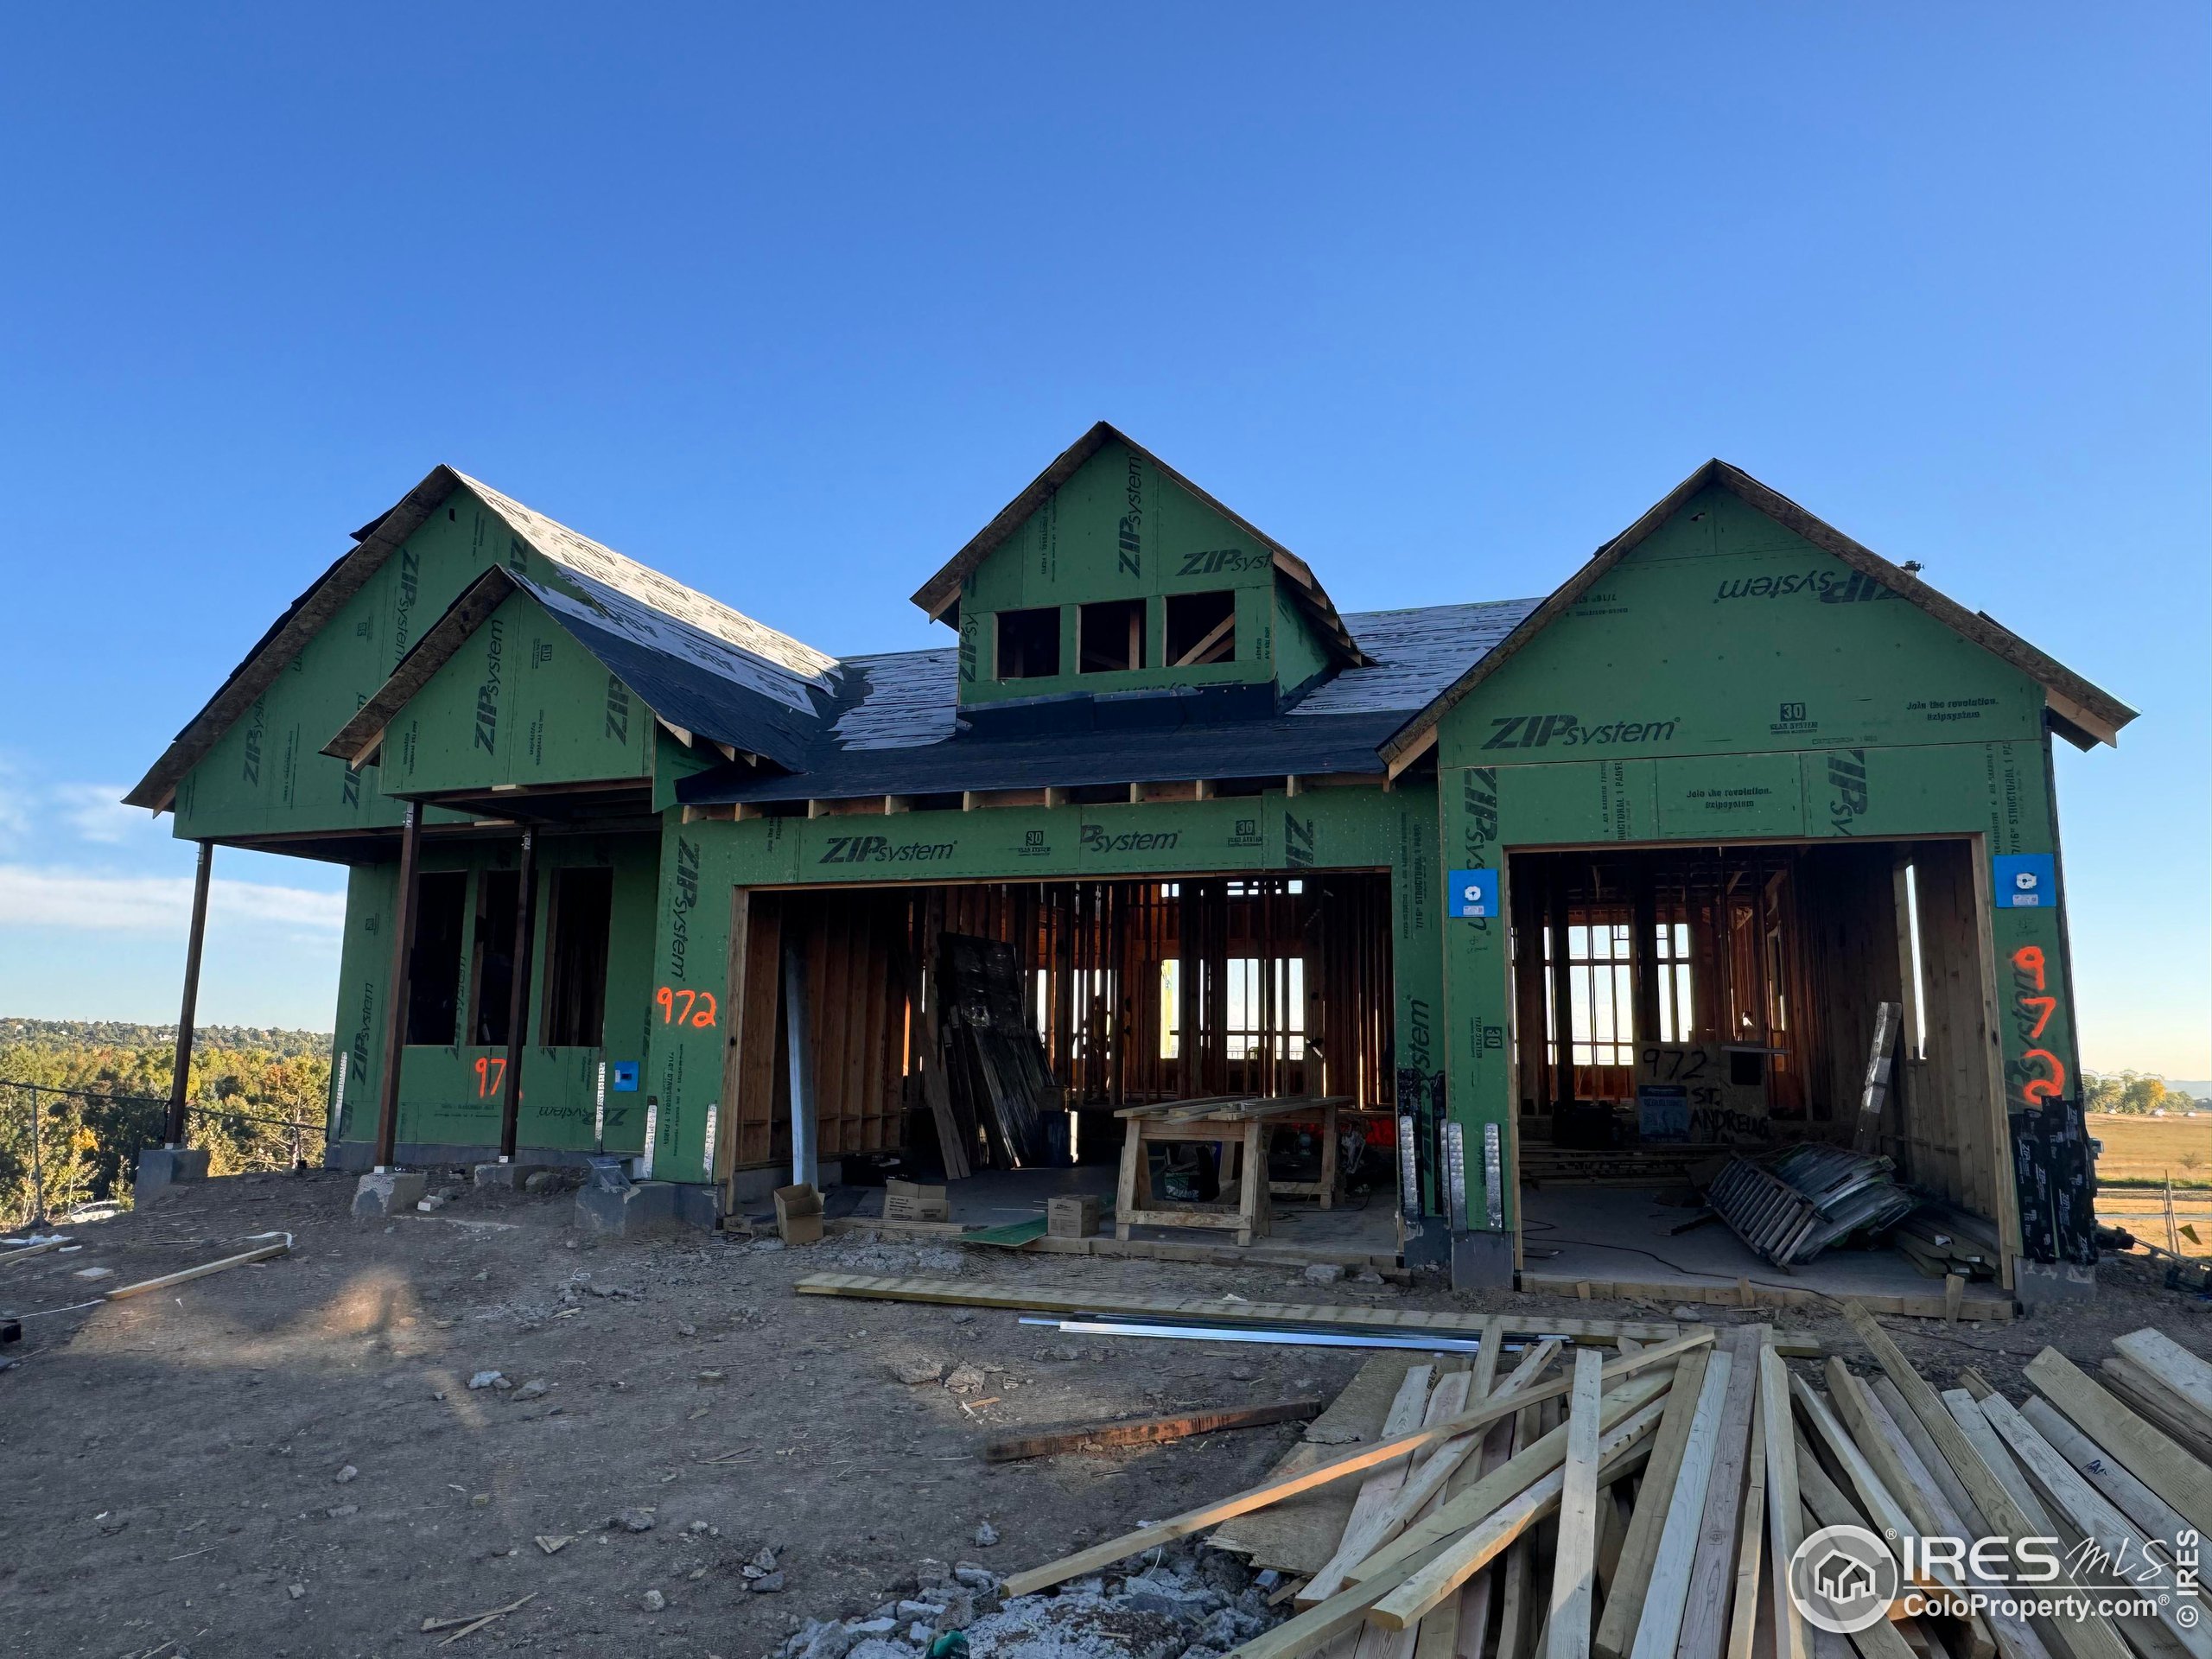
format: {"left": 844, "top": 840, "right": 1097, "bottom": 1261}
{"left": 1208, "top": 1352, "right": 1425, "bottom": 1573}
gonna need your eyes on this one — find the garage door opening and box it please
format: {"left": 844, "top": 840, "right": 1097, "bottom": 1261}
{"left": 1509, "top": 838, "right": 2016, "bottom": 1311}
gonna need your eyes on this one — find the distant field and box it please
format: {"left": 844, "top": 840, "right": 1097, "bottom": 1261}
{"left": 2088, "top": 1111, "right": 2212, "bottom": 1185}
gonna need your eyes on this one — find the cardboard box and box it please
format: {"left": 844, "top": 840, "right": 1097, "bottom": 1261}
{"left": 883, "top": 1179, "right": 950, "bottom": 1223}
{"left": 772, "top": 1182, "right": 823, "bottom": 1245}
{"left": 1047, "top": 1194, "right": 1103, "bottom": 1239}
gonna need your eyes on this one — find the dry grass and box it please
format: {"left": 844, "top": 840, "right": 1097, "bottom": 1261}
{"left": 2090, "top": 1110, "right": 2212, "bottom": 1186}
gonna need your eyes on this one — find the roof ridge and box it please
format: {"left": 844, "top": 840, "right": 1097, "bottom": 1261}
{"left": 454, "top": 470, "right": 840, "bottom": 685}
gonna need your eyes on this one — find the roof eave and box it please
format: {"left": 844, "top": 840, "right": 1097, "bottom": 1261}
{"left": 124, "top": 465, "right": 468, "bottom": 811}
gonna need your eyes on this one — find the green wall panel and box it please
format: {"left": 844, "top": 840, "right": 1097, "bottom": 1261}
{"left": 1436, "top": 736, "right": 2089, "bottom": 1258}
{"left": 327, "top": 832, "right": 662, "bottom": 1155}
{"left": 172, "top": 485, "right": 623, "bottom": 842}
{"left": 954, "top": 436, "right": 1332, "bottom": 706}
{"left": 382, "top": 593, "right": 653, "bottom": 795}
{"left": 1653, "top": 753, "right": 1807, "bottom": 838}
{"left": 1434, "top": 485, "right": 2045, "bottom": 772}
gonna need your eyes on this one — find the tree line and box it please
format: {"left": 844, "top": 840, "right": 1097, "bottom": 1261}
{"left": 2084, "top": 1071, "right": 2209, "bottom": 1116}
{"left": 0, "top": 1020, "right": 330, "bottom": 1228}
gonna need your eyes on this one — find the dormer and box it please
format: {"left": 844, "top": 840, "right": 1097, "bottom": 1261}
{"left": 911, "top": 424, "right": 1367, "bottom": 728}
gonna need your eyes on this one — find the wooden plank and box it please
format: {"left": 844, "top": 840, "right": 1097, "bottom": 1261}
{"left": 1545, "top": 1349, "right": 1605, "bottom": 1659}
{"left": 1367, "top": 1396, "right": 1665, "bottom": 1634}
{"left": 1725, "top": 1410, "right": 1767, "bottom": 1659}
{"left": 1002, "top": 1342, "right": 1702, "bottom": 1600}
{"left": 1347, "top": 1374, "right": 1675, "bottom": 1592}
{"left": 2111, "top": 1330, "right": 2212, "bottom": 1435}
{"left": 1828, "top": 1363, "right": 2037, "bottom": 1659}
{"left": 1300, "top": 1368, "right": 1438, "bottom": 1605}
{"left": 2096, "top": 1357, "right": 2212, "bottom": 1466}
{"left": 1841, "top": 1307, "right": 2130, "bottom": 1659}
{"left": 1497, "top": 1402, "right": 1545, "bottom": 1659}
{"left": 2018, "top": 1396, "right": 2193, "bottom": 1554}
{"left": 1344, "top": 1357, "right": 1560, "bottom": 1581}
{"left": 1626, "top": 1350, "right": 1732, "bottom": 1659}
{"left": 1978, "top": 1393, "right": 2212, "bottom": 1659}
{"left": 986, "top": 1398, "right": 1325, "bottom": 1462}
{"left": 1938, "top": 1393, "right": 2056, "bottom": 1534}
{"left": 1594, "top": 1347, "right": 1713, "bottom": 1659}
{"left": 1677, "top": 1325, "right": 1766, "bottom": 1659}
{"left": 2024, "top": 1347, "right": 2212, "bottom": 1540}
{"left": 102, "top": 1236, "right": 291, "bottom": 1300}
{"left": 1871, "top": 1376, "right": 1980, "bottom": 1532}
{"left": 1760, "top": 1346, "right": 1807, "bottom": 1659}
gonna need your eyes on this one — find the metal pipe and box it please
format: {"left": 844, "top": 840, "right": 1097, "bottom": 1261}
{"left": 373, "top": 803, "right": 422, "bottom": 1170}
{"left": 1020, "top": 1316, "right": 1520, "bottom": 1355}
{"left": 165, "top": 841, "right": 213, "bottom": 1147}
{"left": 784, "top": 933, "right": 816, "bottom": 1188}
{"left": 498, "top": 830, "right": 537, "bottom": 1161}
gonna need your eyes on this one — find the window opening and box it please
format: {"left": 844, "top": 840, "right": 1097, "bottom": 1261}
{"left": 1078, "top": 599, "right": 1146, "bottom": 673}
{"left": 1166, "top": 590, "right": 1236, "bottom": 665}
{"left": 995, "top": 607, "right": 1062, "bottom": 680}
{"left": 470, "top": 869, "right": 522, "bottom": 1046}
{"left": 405, "top": 872, "right": 469, "bottom": 1045}
{"left": 541, "top": 866, "right": 614, "bottom": 1046}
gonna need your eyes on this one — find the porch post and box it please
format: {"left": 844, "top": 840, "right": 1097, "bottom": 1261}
{"left": 374, "top": 802, "right": 422, "bottom": 1169}
{"left": 165, "top": 841, "right": 213, "bottom": 1147}
{"left": 498, "top": 829, "right": 537, "bottom": 1161}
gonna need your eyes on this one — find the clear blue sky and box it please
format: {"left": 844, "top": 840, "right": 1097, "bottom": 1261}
{"left": 0, "top": 5, "right": 2203, "bottom": 1076}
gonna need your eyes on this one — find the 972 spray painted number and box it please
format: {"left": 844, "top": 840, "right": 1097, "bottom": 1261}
{"left": 656, "top": 987, "right": 719, "bottom": 1028}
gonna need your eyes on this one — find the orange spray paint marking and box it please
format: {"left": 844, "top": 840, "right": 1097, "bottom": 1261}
{"left": 2019, "top": 996, "right": 2057, "bottom": 1040}
{"left": 2010, "top": 944, "right": 2046, "bottom": 991}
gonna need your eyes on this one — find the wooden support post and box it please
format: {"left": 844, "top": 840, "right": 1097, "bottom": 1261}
{"left": 374, "top": 803, "right": 422, "bottom": 1169}
{"left": 1548, "top": 866, "right": 1574, "bottom": 1110}
{"left": 165, "top": 839, "right": 213, "bottom": 1147}
{"left": 498, "top": 829, "right": 537, "bottom": 1162}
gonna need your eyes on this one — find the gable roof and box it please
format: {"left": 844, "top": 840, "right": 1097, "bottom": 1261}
{"left": 323, "top": 563, "right": 833, "bottom": 774}
{"left": 908, "top": 422, "right": 1372, "bottom": 668}
{"left": 126, "top": 465, "right": 834, "bottom": 810}
{"left": 1378, "top": 458, "right": 2138, "bottom": 772}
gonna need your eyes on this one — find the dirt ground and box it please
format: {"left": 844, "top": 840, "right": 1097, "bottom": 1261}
{"left": 3, "top": 1170, "right": 2209, "bottom": 1659}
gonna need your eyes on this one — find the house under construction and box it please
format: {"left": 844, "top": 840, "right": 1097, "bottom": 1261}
{"left": 125, "top": 426, "right": 2134, "bottom": 1309}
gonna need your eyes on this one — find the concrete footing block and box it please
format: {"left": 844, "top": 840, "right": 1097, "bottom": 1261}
{"left": 576, "top": 1179, "right": 683, "bottom": 1236}
{"left": 352, "top": 1170, "right": 428, "bottom": 1219}
{"left": 472, "top": 1162, "right": 557, "bottom": 1190}
{"left": 2013, "top": 1257, "right": 2094, "bottom": 1308}
{"left": 132, "top": 1146, "right": 210, "bottom": 1204}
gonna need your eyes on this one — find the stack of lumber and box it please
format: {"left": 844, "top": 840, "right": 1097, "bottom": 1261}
{"left": 1887, "top": 1203, "right": 2002, "bottom": 1282}
{"left": 990, "top": 1305, "right": 2212, "bottom": 1659}
{"left": 1518, "top": 1149, "right": 1701, "bottom": 1189}
{"left": 938, "top": 932, "right": 1058, "bottom": 1168}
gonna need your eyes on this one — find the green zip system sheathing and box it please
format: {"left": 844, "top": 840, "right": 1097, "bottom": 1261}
{"left": 330, "top": 834, "right": 661, "bottom": 1155}
{"left": 130, "top": 439, "right": 2131, "bottom": 1278}
{"left": 1431, "top": 483, "right": 2091, "bottom": 1266}
{"left": 953, "top": 436, "right": 1339, "bottom": 707}
{"left": 641, "top": 784, "right": 1442, "bottom": 1192}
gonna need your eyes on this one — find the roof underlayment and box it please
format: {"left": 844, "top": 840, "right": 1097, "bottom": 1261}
{"left": 130, "top": 445, "right": 2136, "bottom": 819}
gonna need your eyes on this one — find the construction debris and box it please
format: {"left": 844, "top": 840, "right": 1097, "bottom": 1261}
{"left": 893, "top": 1308, "right": 2212, "bottom": 1659}
{"left": 984, "top": 1398, "right": 1325, "bottom": 1462}
{"left": 1704, "top": 1146, "right": 1916, "bottom": 1268}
